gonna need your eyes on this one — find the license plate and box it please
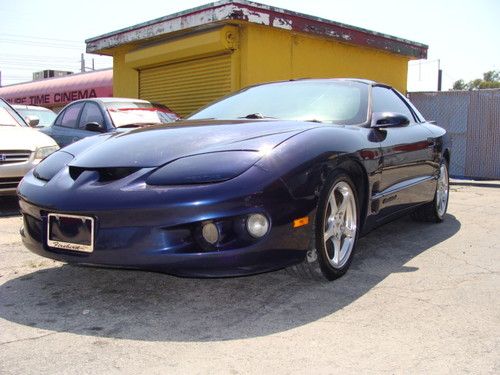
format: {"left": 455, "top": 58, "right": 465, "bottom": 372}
{"left": 47, "top": 213, "right": 95, "bottom": 253}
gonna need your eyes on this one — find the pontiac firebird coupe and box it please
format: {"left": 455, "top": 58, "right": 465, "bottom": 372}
{"left": 18, "top": 79, "right": 450, "bottom": 280}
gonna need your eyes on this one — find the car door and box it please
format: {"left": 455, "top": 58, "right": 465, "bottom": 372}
{"left": 371, "top": 85, "right": 436, "bottom": 218}
{"left": 44, "top": 102, "right": 86, "bottom": 147}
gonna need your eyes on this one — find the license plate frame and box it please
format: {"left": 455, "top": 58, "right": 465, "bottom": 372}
{"left": 47, "top": 213, "right": 95, "bottom": 253}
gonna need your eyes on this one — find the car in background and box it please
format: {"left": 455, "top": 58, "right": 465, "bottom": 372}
{"left": 0, "top": 99, "right": 58, "bottom": 196}
{"left": 40, "top": 98, "right": 180, "bottom": 147}
{"left": 12, "top": 104, "right": 57, "bottom": 128}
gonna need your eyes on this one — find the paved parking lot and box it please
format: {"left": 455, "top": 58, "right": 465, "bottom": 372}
{"left": 0, "top": 184, "right": 499, "bottom": 374}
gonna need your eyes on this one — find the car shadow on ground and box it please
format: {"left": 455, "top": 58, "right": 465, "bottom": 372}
{"left": 0, "top": 214, "right": 460, "bottom": 342}
{"left": 0, "top": 197, "right": 20, "bottom": 217}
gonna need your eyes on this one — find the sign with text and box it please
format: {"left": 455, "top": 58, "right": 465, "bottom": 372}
{"left": 5, "top": 88, "right": 112, "bottom": 107}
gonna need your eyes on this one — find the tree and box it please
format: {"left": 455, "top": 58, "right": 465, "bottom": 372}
{"left": 451, "top": 70, "right": 500, "bottom": 90}
{"left": 452, "top": 79, "right": 467, "bottom": 90}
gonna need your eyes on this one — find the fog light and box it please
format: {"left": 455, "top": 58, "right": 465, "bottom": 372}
{"left": 246, "top": 214, "right": 269, "bottom": 238}
{"left": 202, "top": 222, "right": 219, "bottom": 244}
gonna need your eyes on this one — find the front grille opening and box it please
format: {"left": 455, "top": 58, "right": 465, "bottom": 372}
{"left": 98, "top": 167, "right": 140, "bottom": 182}
{"left": 0, "top": 176, "right": 23, "bottom": 190}
{"left": 0, "top": 150, "right": 31, "bottom": 165}
{"left": 69, "top": 166, "right": 85, "bottom": 180}
{"left": 68, "top": 166, "right": 139, "bottom": 182}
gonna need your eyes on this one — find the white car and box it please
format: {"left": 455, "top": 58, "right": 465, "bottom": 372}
{"left": 12, "top": 104, "right": 57, "bottom": 128}
{"left": 1, "top": 99, "right": 59, "bottom": 196}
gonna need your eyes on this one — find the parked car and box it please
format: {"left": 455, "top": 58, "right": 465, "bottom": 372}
{"left": 18, "top": 79, "right": 450, "bottom": 280}
{"left": 0, "top": 99, "right": 59, "bottom": 196}
{"left": 40, "top": 98, "right": 179, "bottom": 147}
{"left": 12, "top": 104, "right": 57, "bottom": 128}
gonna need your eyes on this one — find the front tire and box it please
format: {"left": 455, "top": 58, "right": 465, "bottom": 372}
{"left": 288, "top": 170, "right": 360, "bottom": 281}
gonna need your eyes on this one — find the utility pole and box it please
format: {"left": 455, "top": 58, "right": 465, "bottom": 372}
{"left": 437, "top": 59, "right": 442, "bottom": 91}
{"left": 80, "top": 53, "right": 85, "bottom": 73}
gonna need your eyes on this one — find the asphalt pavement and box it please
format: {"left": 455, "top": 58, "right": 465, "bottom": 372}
{"left": 0, "top": 184, "right": 498, "bottom": 374}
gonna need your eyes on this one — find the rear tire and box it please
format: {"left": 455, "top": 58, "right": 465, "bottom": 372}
{"left": 411, "top": 160, "right": 449, "bottom": 223}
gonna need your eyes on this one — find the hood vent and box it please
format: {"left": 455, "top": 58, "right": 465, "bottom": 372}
{"left": 69, "top": 166, "right": 140, "bottom": 182}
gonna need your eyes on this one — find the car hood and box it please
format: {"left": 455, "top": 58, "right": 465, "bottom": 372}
{"left": 65, "top": 120, "right": 319, "bottom": 168}
{"left": 0, "top": 126, "right": 57, "bottom": 151}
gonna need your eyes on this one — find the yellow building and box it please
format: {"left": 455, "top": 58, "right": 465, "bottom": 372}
{"left": 86, "top": 1, "right": 427, "bottom": 117}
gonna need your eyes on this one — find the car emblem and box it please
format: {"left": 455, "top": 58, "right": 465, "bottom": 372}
{"left": 0, "top": 154, "right": 6, "bottom": 162}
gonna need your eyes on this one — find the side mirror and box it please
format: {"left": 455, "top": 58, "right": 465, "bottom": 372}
{"left": 25, "top": 115, "right": 40, "bottom": 128}
{"left": 371, "top": 112, "right": 410, "bottom": 128}
{"left": 85, "top": 122, "right": 106, "bottom": 133}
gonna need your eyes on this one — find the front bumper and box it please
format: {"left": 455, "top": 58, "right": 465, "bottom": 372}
{"left": 18, "top": 166, "right": 315, "bottom": 277}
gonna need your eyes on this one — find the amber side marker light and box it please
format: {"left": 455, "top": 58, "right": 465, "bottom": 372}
{"left": 293, "top": 216, "right": 309, "bottom": 228}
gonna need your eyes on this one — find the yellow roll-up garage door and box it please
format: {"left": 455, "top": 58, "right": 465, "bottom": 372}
{"left": 139, "top": 53, "right": 233, "bottom": 117}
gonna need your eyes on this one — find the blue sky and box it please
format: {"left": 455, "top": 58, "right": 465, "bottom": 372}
{"left": 0, "top": 0, "right": 498, "bottom": 90}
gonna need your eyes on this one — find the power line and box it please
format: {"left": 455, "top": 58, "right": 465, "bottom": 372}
{"left": 1, "top": 33, "right": 82, "bottom": 44}
{"left": 0, "top": 39, "right": 83, "bottom": 49}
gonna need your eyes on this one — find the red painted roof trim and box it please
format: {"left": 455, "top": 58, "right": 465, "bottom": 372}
{"left": 86, "top": 0, "right": 427, "bottom": 59}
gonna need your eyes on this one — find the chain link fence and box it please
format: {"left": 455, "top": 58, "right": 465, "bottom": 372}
{"left": 409, "top": 89, "right": 500, "bottom": 180}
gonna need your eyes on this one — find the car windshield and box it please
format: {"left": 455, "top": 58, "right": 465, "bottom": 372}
{"left": 16, "top": 108, "right": 57, "bottom": 127}
{"left": 0, "top": 101, "right": 27, "bottom": 127}
{"left": 188, "top": 81, "right": 369, "bottom": 124}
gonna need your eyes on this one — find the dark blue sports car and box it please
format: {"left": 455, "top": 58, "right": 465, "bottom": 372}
{"left": 18, "top": 79, "right": 450, "bottom": 280}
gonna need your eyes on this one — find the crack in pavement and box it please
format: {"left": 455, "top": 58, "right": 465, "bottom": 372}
{"left": 0, "top": 331, "right": 58, "bottom": 346}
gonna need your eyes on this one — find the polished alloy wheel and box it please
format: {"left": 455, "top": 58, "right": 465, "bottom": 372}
{"left": 323, "top": 181, "right": 357, "bottom": 269}
{"left": 436, "top": 164, "right": 449, "bottom": 217}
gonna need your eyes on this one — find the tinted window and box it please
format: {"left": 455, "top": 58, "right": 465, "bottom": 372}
{"left": 372, "top": 87, "right": 414, "bottom": 121}
{"left": 189, "top": 81, "right": 369, "bottom": 124}
{"left": 79, "top": 102, "right": 105, "bottom": 129}
{"left": 405, "top": 97, "right": 425, "bottom": 122}
{"left": 55, "top": 103, "right": 85, "bottom": 128}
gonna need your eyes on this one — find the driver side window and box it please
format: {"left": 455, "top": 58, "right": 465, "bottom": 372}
{"left": 78, "top": 102, "right": 105, "bottom": 130}
{"left": 372, "top": 87, "right": 415, "bottom": 122}
{"left": 55, "top": 102, "right": 85, "bottom": 128}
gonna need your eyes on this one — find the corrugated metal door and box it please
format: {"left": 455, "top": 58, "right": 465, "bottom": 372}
{"left": 139, "top": 54, "right": 232, "bottom": 117}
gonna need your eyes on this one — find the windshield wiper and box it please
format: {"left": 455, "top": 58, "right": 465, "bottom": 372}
{"left": 238, "top": 113, "right": 276, "bottom": 119}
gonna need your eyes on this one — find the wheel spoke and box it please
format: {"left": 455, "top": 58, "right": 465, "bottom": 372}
{"left": 338, "top": 190, "right": 349, "bottom": 216}
{"left": 343, "top": 225, "right": 355, "bottom": 238}
{"left": 332, "top": 237, "right": 341, "bottom": 264}
{"left": 328, "top": 193, "right": 338, "bottom": 215}
{"left": 324, "top": 224, "right": 335, "bottom": 242}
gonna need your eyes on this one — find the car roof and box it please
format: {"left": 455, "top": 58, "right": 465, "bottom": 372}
{"left": 285, "top": 78, "right": 378, "bottom": 86}
{"left": 68, "top": 97, "right": 150, "bottom": 104}
{"left": 12, "top": 104, "right": 53, "bottom": 111}
{"left": 62, "top": 97, "right": 152, "bottom": 107}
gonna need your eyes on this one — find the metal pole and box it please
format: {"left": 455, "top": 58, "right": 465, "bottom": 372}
{"left": 437, "top": 59, "right": 442, "bottom": 91}
{"left": 81, "top": 53, "right": 85, "bottom": 73}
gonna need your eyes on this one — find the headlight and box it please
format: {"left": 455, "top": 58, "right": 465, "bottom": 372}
{"left": 246, "top": 214, "right": 269, "bottom": 238}
{"left": 33, "top": 151, "right": 74, "bottom": 181}
{"left": 146, "top": 151, "right": 261, "bottom": 185}
{"left": 34, "top": 145, "right": 59, "bottom": 160}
